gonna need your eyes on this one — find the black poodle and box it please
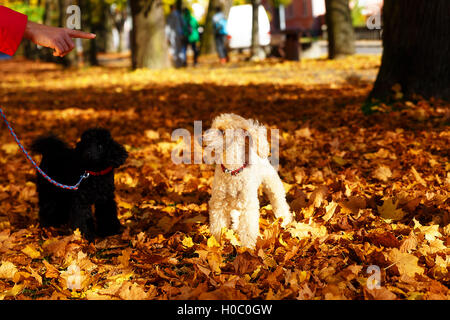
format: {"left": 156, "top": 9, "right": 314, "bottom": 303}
{"left": 31, "top": 128, "right": 128, "bottom": 241}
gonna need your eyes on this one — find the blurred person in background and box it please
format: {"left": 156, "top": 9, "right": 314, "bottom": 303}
{"left": 212, "top": 5, "right": 228, "bottom": 64}
{"left": 165, "top": 4, "right": 185, "bottom": 68}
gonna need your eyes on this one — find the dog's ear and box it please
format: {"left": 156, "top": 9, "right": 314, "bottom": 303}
{"left": 248, "top": 124, "right": 270, "bottom": 159}
{"left": 108, "top": 139, "right": 128, "bottom": 168}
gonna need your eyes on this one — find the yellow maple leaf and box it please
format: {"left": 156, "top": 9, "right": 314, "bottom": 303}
{"left": 182, "top": 236, "right": 194, "bottom": 248}
{"left": 377, "top": 198, "right": 405, "bottom": 221}
{"left": 118, "top": 282, "right": 149, "bottom": 300}
{"left": 373, "top": 165, "right": 392, "bottom": 182}
{"left": 387, "top": 248, "right": 424, "bottom": 277}
{"left": 223, "top": 229, "right": 240, "bottom": 246}
{"left": 0, "top": 261, "right": 18, "bottom": 280}
{"left": 288, "top": 221, "right": 327, "bottom": 240}
{"left": 412, "top": 219, "right": 442, "bottom": 241}
{"left": 73, "top": 228, "right": 82, "bottom": 241}
{"left": 207, "top": 235, "right": 220, "bottom": 248}
{"left": 21, "top": 245, "right": 41, "bottom": 259}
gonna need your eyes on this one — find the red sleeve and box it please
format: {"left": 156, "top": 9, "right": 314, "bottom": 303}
{"left": 0, "top": 6, "right": 28, "bottom": 56}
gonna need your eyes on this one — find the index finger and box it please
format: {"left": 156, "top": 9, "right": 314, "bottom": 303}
{"left": 66, "top": 29, "right": 96, "bottom": 39}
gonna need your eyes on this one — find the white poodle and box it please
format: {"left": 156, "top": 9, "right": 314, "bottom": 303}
{"left": 203, "top": 113, "right": 292, "bottom": 248}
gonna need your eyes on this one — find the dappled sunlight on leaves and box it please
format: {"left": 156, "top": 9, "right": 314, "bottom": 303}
{"left": 0, "top": 56, "right": 448, "bottom": 300}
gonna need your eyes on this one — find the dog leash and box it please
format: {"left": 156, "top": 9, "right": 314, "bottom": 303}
{"left": 0, "top": 106, "right": 90, "bottom": 190}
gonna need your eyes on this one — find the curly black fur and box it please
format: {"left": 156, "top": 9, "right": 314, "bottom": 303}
{"left": 31, "top": 128, "right": 128, "bottom": 241}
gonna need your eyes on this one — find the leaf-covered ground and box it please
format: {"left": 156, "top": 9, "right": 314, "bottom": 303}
{"left": 0, "top": 55, "right": 448, "bottom": 300}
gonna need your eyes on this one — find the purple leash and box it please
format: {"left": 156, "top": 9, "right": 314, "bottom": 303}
{"left": 0, "top": 107, "right": 89, "bottom": 190}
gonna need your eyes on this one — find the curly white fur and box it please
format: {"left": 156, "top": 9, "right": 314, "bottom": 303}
{"left": 204, "top": 113, "right": 292, "bottom": 248}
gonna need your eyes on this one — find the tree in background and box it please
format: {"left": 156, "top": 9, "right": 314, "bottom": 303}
{"left": 200, "top": 0, "right": 219, "bottom": 55}
{"left": 249, "top": 0, "right": 264, "bottom": 60}
{"left": 200, "top": 0, "right": 232, "bottom": 55}
{"left": 129, "top": 0, "right": 169, "bottom": 69}
{"left": 324, "top": 0, "right": 355, "bottom": 59}
{"left": 79, "top": 0, "right": 98, "bottom": 66}
{"left": 369, "top": 0, "right": 450, "bottom": 103}
{"left": 270, "top": 0, "right": 292, "bottom": 32}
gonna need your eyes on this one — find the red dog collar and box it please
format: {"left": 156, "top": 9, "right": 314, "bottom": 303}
{"left": 221, "top": 163, "right": 248, "bottom": 176}
{"left": 86, "top": 166, "right": 113, "bottom": 176}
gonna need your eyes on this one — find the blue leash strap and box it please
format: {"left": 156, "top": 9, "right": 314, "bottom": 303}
{"left": 0, "top": 107, "right": 89, "bottom": 190}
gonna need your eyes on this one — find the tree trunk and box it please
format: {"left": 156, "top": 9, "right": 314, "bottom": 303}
{"left": 250, "top": 0, "right": 259, "bottom": 57}
{"left": 222, "top": 0, "right": 233, "bottom": 18}
{"left": 201, "top": 0, "right": 219, "bottom": 55}
{"left": 201, "top": 0, "right": 232, "bottom": 55}
{"left": 130, "top": 0, "right": 169, "bottom": 69}
{"left": 80, "top": 0, "right": 98, "bottom": 66}
{"left": 325, "top": 0, "right": 355, "bottom": 59}
{"left": 250, "top": 0, "right": 266, "bottom": 60}
{"left": 369, "top": 0, "right": 450, "bottom": 102}
{"left": 92, "top": 0, "right": 110, "bottom": 53}
{"left": 272, "top": 6, "right": 280, "bottom": 33}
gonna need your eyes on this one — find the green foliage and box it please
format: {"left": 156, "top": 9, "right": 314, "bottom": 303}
{"left": 105, "top": 0, "right": 128, "bottom": 10}
{"left": 270, "top": 0, "right": 292, "bottom": 7}
{"left": 351, "top": 0, "right": 366, "bottom": 27}
{"left": 231, "top": 0, "right": 292, "bottom": 8}
{"left": 1, "top": 0, "right": 44, "bottom": 23}
{"left": 233, "top": 0, "right": 250, "bottom": 5}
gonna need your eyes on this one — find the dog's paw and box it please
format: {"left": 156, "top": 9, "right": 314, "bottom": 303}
{"left": 75, "top": 226, "right": 95, "bottom": 243}
{"left": 84, "top": 231, "right": 96, "bottom": 243}
{"left": 96, "top": 221, "right": 123, "bottom": 238}
{"left": 70, "top": 219, "right": 96, "bottom": 242}
{"left": 239, "top": 234, "right": 257, "bottom": 250}
{"left": 279, "top": 212, "right": 293, "bottom": 228}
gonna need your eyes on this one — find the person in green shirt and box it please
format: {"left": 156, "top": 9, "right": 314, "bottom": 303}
{"left": 182, "top": 8, "right": 199, "bottom": 66}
